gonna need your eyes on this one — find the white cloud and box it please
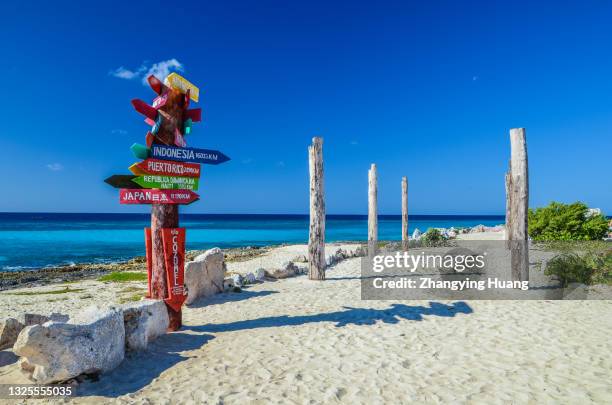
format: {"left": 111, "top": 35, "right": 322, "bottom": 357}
{"left": 111, "top": 129, "right": 128, "bottom": 135}
{"left": 142, "top": 59, "right": 183, "bottom": 85}
{"left": 109, "top": 59, "right": 183, "bottom": 85}
{"left": 472, "top": 75, "right": 479, "bottom": 81}
{"left": 350, "top": 140, "right": 358, "bottom": 145}
{"left": 241, "top": 158, "right": 253, "bottom": 164}
{"left": 276, "top": 161, "right": 286, "bottom": 167}
{"left": 46, "top": 163, "right": 64, "bottom": 171}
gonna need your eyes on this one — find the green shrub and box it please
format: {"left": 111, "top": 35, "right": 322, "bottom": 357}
{"left": 421, "top": 228, "right": 447, "bottom": 246}
{"left": 528, "top": 201, "right": 608, "bottom": 241}
{"left": 544, "top": 249, "right": 612, "bottom": 287}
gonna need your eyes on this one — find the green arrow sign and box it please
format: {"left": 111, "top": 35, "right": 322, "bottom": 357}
{"left": 132, "top": 175, "right": 199, "bottom": 191}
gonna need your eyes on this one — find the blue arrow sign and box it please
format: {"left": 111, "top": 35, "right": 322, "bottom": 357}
{"left": 131, "top": 143, "right": 231, "bottom": 165}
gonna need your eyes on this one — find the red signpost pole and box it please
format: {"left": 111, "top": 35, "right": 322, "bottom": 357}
{"left": 151, "top": 204, "right": 181, "bottom": 330}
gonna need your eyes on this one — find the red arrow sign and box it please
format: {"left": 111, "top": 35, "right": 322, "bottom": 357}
{"left": 161, "top": 228, "right": 187, "bottom": 312}
{"left": 119, "top": 189, "right": 199, "bottom": 205}
{"left": 130, "top": 158, "right": 201, "bottom": 178}
{"left": 131, "top": 99, "right": 158, "bottom": 121}
{"left": 184, "top": 108, "right": 202, "bottom": 122}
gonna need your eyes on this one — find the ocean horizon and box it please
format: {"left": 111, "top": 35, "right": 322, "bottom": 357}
{"left": 0, "top": 212, "right": 506, "bottom": 272}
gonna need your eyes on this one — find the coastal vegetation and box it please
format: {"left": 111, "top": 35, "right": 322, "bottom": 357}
{"left": 420, "top": 228, "right": 448, "bottom": 246}
{"left": 544, "top": 249, "right": 612, "bottom": 287}
{"left": 98, "top": 272, "right": 147, "bottom": 283}
{"left": 528, "top": 201, "right": 608, "bottom": 241}
{"left": 6, "top": 287, "right": 85, "bottom": 296}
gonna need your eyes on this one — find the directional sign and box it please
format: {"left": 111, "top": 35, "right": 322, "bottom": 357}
{"left": 184, "top": 108, "right": 202, "bottom": 122}
{"left": 129, "top": 158, "right": 201, "bottom": 178}
{"left": 131, "top": 143, "right": 150, "bottom": 160}
{"left": 105, "top": 175, "right": 143, "bottom": 189}
{"left": 147, "top": 74, "right": 168, "bottom": 95}
{"left": 183, "top": 118, "right": 193, "bottom": 135}
{"left": 132, "top": 175, "right": 199, "bottom": 191}
{"left": 152, "top": 94, "right": 168, "bottom": 109}
{"left": 161, "top": 228, "right": 187, "bottom": 312}
{"left": 131, "top": 99, "right": 157, "bottom": 121}
{"left": 151, "top": 144, "right": 230, "bottom": 165}
{"left": 119, "top": 189, "right": 199, "bottom": 205}
{"left": 164, "top": 73, "right": 199, "bottom": 102}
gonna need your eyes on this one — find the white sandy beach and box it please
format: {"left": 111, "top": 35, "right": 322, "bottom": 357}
{"left": 0, "top": 236, "right": 611, "bottom": 404}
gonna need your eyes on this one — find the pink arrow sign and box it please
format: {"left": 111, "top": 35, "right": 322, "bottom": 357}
{"left": 119, "top": 189, "right": 199, "bottom": 205}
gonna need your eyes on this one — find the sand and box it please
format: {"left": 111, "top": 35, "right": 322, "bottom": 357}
{"left": 1, "top": 238, "right": 611, "bottom": 404}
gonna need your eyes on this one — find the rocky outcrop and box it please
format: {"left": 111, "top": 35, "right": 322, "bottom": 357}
{"left": 122, "top": 300, "right": 169, "bottom": 351}
{"left": 13, "top": 306, "right": 125, "bottom": 384}
{"left": 185, "top": 248, "right": 225, "bottom": 305}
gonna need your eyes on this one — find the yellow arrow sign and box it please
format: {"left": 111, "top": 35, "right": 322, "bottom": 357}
{"left": 164, "top": 73, "right": 199, "bottom": 102}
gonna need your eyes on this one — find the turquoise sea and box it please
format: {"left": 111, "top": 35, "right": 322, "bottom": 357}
{"left": 0, "top": 213, "right": 504, "bottom": 271}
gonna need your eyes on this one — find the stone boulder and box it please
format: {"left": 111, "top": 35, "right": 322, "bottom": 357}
{"left": 0, "top": 318, "right": 24, "bottom": 350}
{"left": 292, "top": 255, "right": 308, "bottom": 263}
{"left": 254, "top": 268, "right": 266, "bottom": 281}
{"left": 230, "top": 273, "right": 244, "bottom": 287}
{"left": 244, "top": 272, "right": 256, "bottom": 284}
{"left": 13, "top": 306, "right": 125, "bottom": 384}
{"left": 121, "top": 299, "right": 169, "bottom": 351}
{"left": 470, "top": 224, "right": 486, "bottom": 233}
{"left": 223, "top": 278, "right": 236, "bottom": 291}
{"left": 268, "top": 262, "right": 299, "bottom": 279}
{"left": 0, "top": 313, "right": 68, "bottom": 350}
{"left": 412, "top": 228, "right": 422, "bottom": 240}
{"left": 185, "top": 248, "right": 225, "bottom": 305}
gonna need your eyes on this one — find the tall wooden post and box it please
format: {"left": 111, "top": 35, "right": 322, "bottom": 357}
{"left": 308, "top": 137, "right": 325, "bottom": 280}
{"left": 368, "top": 164, "right": 378, "bottom": 253}
{"left": 401, "top": 176, "right": 408, "bottom": 249}
{"left": 150, "top": 88, "right": 185, "bottom": 330}
{"left": 506, "top": 128, "right": 529, "bottom": 281}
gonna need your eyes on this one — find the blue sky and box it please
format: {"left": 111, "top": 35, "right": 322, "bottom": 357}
{"left": 1, "top": 0, "right": 610, "bottom": 215}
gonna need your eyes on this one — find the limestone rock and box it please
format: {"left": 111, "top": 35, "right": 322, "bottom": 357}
{"left": 13, "top": 306, "right": 125, "bottom": 384}
{"left": 412, "top": 228, "right": 422, "bottom": 240}
{"left": 121, "top": 299, "right": 169, "bottom": 351}
{"left": 254, "top": 268, "right": 266, "bottom": 281}
{"left": 269, "top": 262, "right": 299, "bottom": 279}
{"left": 244, "top": 272, "right": 256, "bottom": 284}
{"left": 223, "top": 278, "right": 235, "bottom": 291}
{"left": 230, "top": 273, "right": 244, "bottom": 287}
{"left": 185, "top": 248, "right": 225, "bottom": 305}
{"left": 470, "top": 224, "right": 486, "bottom": 233}
{"left": 292, "top": 255, "right": 308, "bottom": 263}
{"left": 0, "top": 318, "right": 24, "bottom": 350}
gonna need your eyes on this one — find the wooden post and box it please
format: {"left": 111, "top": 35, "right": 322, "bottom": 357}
{"left": 506, "top": 128, "right": 529, "bottom": 282}
{"left": 368, "top": 164, "right": 378, "bottom": 254}
{"left": 401, "top": 176, "right": 408, "bottom": 249}
{"left": 150, "top": 87, "right": 185, "bottom": 330}
{"left": 308, "top": 137, "right": 325, "bottom": 280}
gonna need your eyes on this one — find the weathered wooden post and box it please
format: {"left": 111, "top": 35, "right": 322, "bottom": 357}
{"left": 401, "top": 176, "right": 408, "bottom": 249}
{"left": 308, "top": 137, "right": 325, "bottom": 280}
{"left": 368, "top": 164, "right": 378, "bottom": 253}
{"left": 506, "top": 128, "right": 529, "bottom": 281}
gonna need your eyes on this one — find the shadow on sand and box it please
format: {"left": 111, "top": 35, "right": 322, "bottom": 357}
{"left": 76, "top": 332, "right": 214, "bottom": 398}
{"left": 187, "top": 289, "right": 279, "bottom": 308}
{"left": 186, "top": 301, "right": 473, "bottom": 332}
{"left": 77, "top": 301, "right": 472, "bottom": 398}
